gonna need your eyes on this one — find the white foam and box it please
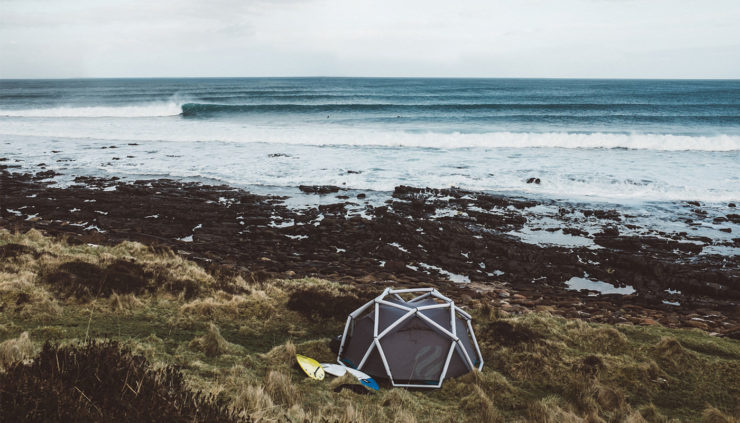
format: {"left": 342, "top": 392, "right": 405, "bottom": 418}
{"left": 2, "top": 116, "right": 739, "bottom": 151}
{"left": 418, "top": 262, "right": 470, "bottom": 283}
{"left": 565, "top": 276, "right": 636, "bottom": 295}
{"left": 3, "top": 130, "right": 739, "bottom": 204}
{"left": 0, "top": 102, "right": 182, "bottom": 118}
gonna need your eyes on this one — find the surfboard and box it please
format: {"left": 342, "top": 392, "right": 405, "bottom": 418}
{"left": 321, "top": 363, "right": 347, "bottom": 377}
{"left": 347, "top": 367, "right": 380, "bottom": 391}
{"left": 296, "top": 354, "right": 325, "bottom": 380}
{"left": 321, "top": 363, "right": 379, "bottom": 391}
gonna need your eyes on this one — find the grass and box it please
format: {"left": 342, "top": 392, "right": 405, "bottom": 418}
{"left": 0, "top": 228, "right": 738, "bottom": 422}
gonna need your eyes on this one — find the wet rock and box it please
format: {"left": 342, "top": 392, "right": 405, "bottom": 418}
{"left": 563, "top": 227, "right": 589, "bottom": 237}
{"left": 384, "top": 260, "right": 407, "bottom": 273}
{"left": 298, "top": 185, "right": 341, "bottom": 194}
{"left": 600, "top": 226, "right": 620, "bottom": 237}
{"left": 33, "top": 170, "right": 59, "bottom": 180}
{"left": 526, "top": 177, "right": 541, "bottom": 184}
{"left": 3, "top": 164, "right": 738, "bottom": 334}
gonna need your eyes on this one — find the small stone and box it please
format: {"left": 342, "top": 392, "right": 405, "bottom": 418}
{"left": 685, "top": 320, "right": 709, "bottom": 330}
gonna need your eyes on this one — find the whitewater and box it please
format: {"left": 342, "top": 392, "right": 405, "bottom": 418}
{"left": 1, "top": 77, "right": 738, "bottom": 205}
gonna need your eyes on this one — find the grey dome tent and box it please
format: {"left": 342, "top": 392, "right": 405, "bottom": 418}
{"left": 337, "top": 287, "right": 483, "bottom": 388}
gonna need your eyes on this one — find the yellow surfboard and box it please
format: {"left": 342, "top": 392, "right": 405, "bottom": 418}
{"left": 296, "top": 354, "right": 325, "bottom": 380}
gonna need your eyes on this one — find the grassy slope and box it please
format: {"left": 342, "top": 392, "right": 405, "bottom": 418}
{"left": 0, "top": 229, "right": 738, "bottom": 422}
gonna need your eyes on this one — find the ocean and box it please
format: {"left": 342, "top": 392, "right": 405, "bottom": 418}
{"left": 1, "top": 78, "right": 738, "bottom": 251}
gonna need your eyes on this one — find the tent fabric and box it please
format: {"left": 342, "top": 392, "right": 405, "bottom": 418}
{"left": 337, "top": 288, "right": 484, "bottom": 388}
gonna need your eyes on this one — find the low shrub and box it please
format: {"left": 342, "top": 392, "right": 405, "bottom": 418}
{"left": 0, "top": 340, "right": 249, "bottom": 423}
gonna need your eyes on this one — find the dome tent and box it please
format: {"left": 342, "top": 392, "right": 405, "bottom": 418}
{"left": 337, "top": 287, "right": 483, "bottom": 388}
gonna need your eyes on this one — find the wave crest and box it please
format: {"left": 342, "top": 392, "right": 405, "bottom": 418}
{"left": 0, "top": 102, "right": 182, "bottom": 118}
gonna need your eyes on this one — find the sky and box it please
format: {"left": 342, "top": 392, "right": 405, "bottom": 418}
{"left": 1, "top": 0, "right": 739, "bottom": 79}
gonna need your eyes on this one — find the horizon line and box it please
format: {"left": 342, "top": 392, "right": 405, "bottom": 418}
{"left": 2, "top": 76, "right": 740, "bottom": 81}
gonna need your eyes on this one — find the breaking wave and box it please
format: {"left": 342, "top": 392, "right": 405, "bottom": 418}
{"left": 0, "top": 102, "right": 182, "bottom": 118}
{"left": 179, "top": 101, "right": 740, "bottom": 119}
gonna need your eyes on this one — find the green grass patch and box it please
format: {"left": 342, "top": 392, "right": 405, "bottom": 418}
{"left": 1, "top": 229, "right": 738, "bottom": 422}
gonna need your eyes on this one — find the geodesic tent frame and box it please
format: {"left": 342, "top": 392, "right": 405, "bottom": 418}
{"left": 337, "top": 287, "right": 484, "bottom": 388}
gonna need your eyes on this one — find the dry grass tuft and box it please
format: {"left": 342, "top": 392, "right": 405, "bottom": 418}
{"left": 637, "top": 403, "right": 671, "bottom": 423}
{"left": 263, "top": 369, "right": 297, "bottom": 406}
{"left": 337, "top": 403, "right": 370, "bottom": 423}
{"left": 459, "top": 384, "right": 503, "bottom": 423}
{"left": 179, "top": 290, "right": 276, "bottom": 324}
{"left": 232, "top": 384, "right": 275, "bottom": 418}
{"left": 109, "top": 292, "right": 144, "bottom": 312}
{"left": 0, "top": 331, "right": 34, "bottom": 369}
{"left": 702, "top": 406, "right": 738, "bottom": 423}
{"left": 652, "top": 336, "right": 696, "bottom": 368}
{"left": 189, "top": 323, "right": 235, "bottom": 357}
{"left": 596, "top": 385, "right": 625, "bottom": 412}
{"left": 263, "top": 340, "right": 297, "bottom": 367}
{"left": 624, "top": 411, "right": 649, "bottom": 423}
{"left": 526, "top": 396, "right": 588, "bottom": 423}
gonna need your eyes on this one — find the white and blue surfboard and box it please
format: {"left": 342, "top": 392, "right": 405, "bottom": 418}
{"left": 321, "top": 363, "right": 379, "bottom": 391}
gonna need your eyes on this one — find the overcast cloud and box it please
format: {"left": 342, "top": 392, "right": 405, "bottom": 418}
{"left": 1, "top": 0, "right": 739, "bottom": 78}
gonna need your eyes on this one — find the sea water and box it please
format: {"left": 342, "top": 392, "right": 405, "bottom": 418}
{"left": 1, "top": 78, "right": 738, "bottom": 250}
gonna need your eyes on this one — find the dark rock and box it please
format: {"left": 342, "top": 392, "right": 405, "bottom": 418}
{"left": 526, "top": 177, "right": 541, "bottom": 184}
{"left": 357, "top": 193, "right": 366, "bottom": 199}
{"left": 600, "top": 226, "right": 620, "bottom": 237}
{"left": 384, "top": 260, "right": 407, "bottom": 273}
{"left": 298, "top": 185, "right": 341, "bottom": 194}
{"left": 563, "top": 227, "right": 589, "bottom": 237}
{"left": 3, "top": 164, "right": 738, "bottom": 333}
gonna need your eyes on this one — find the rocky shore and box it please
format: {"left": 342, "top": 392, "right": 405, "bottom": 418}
{"left": 1, "top": 161, "right": 738, "bottom": 337}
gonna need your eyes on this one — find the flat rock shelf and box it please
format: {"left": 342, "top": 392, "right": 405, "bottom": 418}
{"left": 1, "top": 161, "right": 738, "bottom": 337}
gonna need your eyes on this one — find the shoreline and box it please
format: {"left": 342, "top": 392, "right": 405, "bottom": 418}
{"left": 1, "top": 161, "right": 738, "bottom": 337}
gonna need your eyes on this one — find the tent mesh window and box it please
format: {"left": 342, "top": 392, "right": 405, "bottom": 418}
{"left": 337, "top": 287, "right": 483, "bottom": 388}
